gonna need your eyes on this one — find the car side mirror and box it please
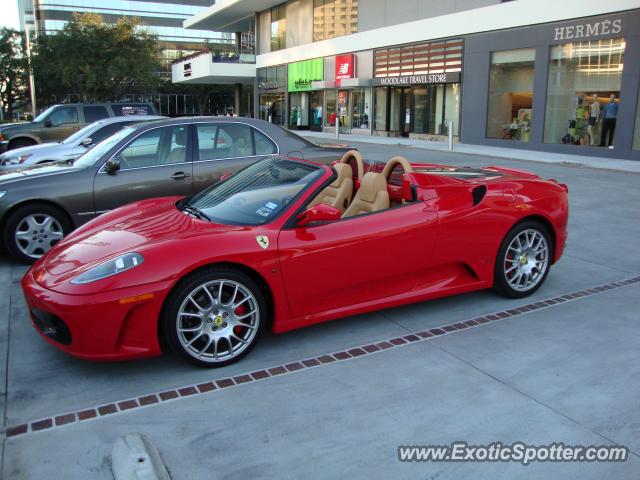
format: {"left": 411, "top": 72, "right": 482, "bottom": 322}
{"left": 80, "top": 137, "right": 93, "bottom": 147}
{"left": 297, "top": 203, "right": 341, "bottom": 227}
{"left": 104, "top": 158, "right": 120, "bottom": 175}
{"left": 44, "top": 119, "right": 52, "bottom": 128}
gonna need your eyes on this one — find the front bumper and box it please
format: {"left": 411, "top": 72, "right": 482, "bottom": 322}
{"left": 22, "top": 267, "right": 172, "bottom": 361}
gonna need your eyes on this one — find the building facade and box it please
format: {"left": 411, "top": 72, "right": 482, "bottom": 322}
{"left": 17, "top": 0, "right": 235, "bottom": 78}
{"left": 175, "top": 0, "right": 640, "bottom": 160}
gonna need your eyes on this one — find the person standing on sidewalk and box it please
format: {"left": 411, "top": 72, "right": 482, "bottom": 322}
{"left": 600, "top": 94, "right": 619, "bottom": 148}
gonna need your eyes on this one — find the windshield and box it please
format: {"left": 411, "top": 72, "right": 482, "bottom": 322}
{"left": 184, "top": 157, "right": 323, "bottom": 226}
{"left": 33, "top": 106, "right": 57, "bottom": 123}
{"left": 73, "top": 127, "right": 135, "bottom": 168}
{"left": 62, "top": 122, "right": 101, "bottom": 145}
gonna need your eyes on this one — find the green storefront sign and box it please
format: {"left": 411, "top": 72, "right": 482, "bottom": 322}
{"left": 288, "top": 58, "right": 324, "bottom": 92}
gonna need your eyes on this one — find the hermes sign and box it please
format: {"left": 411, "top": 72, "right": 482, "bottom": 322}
{"left": 553, "top": 18, "right": 622, "bottom": 41}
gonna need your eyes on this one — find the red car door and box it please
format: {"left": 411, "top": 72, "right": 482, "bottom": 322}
{"left": 277, "top": 202, "right": 439, "bottom": 319}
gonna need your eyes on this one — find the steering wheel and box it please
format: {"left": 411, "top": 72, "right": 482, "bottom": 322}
{"left": 381, "top": 156, "right": 413, "bottom": 182}
{"left": 339, "top": 150, "right": 365, "bottom": 181}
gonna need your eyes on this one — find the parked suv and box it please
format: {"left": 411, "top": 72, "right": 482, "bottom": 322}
{"left": 0, "top": 102, "right": 156, "bottom": 152}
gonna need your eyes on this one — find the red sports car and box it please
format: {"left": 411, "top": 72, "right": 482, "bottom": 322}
{"left": 22, "top": 151, "right": 568, "bottom": 367}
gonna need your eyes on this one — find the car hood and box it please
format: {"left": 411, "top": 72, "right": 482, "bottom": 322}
{"left": 0, "top": 121, "right": 36, "bottom": 134}
{"left": 0, "top": 142, "right": 67, "bottom": 159}
{"left": 42, "top": 197, "right": 238, "bottom": 276}
{"left": 0, "top": 160, "right": 77, "bottom": 183}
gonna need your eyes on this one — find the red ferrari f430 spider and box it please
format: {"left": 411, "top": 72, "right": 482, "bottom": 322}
{"left": 22, "top": 151, "right": 568, "bottom": 367}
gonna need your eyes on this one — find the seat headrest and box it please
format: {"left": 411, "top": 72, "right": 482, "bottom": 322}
{"left": 358, "top": 172, "right": 387, "bottom": 202}
{"left": 174, "top": 128, "right": 187, "bottom": 146}
{"left": 331, "top": 163, "right": 352, "bottom": 187}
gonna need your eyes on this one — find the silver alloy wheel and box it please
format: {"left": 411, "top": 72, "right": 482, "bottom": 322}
{"left": 15, "top": 214, "right": 65, "bottom": 259}
{"left": 176, "top": 279, "right": 260, "bottom": 363}
{"left": 504, "top": 228, "right": 549, "bottom": 292}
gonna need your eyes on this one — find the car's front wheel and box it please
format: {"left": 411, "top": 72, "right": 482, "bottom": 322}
{"left": 162, "top": 267, "right": 265, "bottom": 367}
{"left": 494, "top": 221, "right": 552, "bottom": 298}
{"left": 3, "top": 203, "right": 71, "bottom": 263}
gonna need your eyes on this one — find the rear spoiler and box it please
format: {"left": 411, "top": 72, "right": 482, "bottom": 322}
{"left": 485, "top": 166, "right": 568, "bottom": 193}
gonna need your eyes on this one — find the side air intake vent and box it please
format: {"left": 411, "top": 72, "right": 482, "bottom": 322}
{"left": 472, "top": 185, "right": 487, "bottom": 206}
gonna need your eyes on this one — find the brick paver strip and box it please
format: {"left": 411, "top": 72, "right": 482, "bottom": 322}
{"left": 6, "top": 275, "right": 638, "bottom": 438}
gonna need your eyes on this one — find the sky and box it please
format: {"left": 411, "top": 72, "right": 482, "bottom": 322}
{"left": 0, "top": 0, "right": 20, "bottom": 30}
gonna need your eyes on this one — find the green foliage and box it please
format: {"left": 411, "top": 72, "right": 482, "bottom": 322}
{"left": 32, "top": 13, "right": 162, "bottom": 104}
{"left": 0, "top": 28, "right": 29, "bottom": 118}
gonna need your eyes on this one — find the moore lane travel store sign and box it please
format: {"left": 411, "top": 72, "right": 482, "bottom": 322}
{"left": 288, "top": 58, "right": 324, "bottom": 92}
{"left": 374, "top": 72, "right": 461, "bottom": 86}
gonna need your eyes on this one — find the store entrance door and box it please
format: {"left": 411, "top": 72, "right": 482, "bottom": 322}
{"left": 399, "top": 88, "right": 412, "bottom": 137}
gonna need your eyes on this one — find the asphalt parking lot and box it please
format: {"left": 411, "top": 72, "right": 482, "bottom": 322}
{"left": 1, "top": 141, "right": 639, "bottom": 479}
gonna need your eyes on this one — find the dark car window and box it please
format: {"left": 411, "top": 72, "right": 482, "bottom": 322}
{"left": 196, "top": 123, "right": 254, "bottom": 161}
{"left": 253, "top": 128, "right": 277, "bottom": 155}
{"left": 83, "top": 106, "right": 109, "bottom": 123}
{"left": 48, "top": 107, "right": 78, "bottom": 126}
{"left": 74, "top": 127, "right": 135, "bottom": 168}
{"left": 90, "top": 122, "right": 133, "bottom": 144}
{"left": 184, "top": 157, "right": 322, "bottom": 226}
{"left": 112, "top": 104, "right": 153, "bottom": 116}
{"left": 116, "top": 125, "right": 187, "bottom": 169}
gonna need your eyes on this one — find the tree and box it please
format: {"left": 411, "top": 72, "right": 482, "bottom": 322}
{"left": 32, "top": 13, "right": 161, "bottom": 105}
{"left": 0, "top": 28, "right": 29, "bottom": 120}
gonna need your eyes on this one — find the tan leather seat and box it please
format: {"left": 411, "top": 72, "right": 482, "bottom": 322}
{"left": 308, "top": 163, "right": 353, "bottom": 212}
{"left": 342, "top": 172, "right": 389, "bottom": 218}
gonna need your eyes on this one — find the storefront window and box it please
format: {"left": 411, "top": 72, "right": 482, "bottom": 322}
{"left": 259, "top": 93, "right": 285, "bottom": 126}
{"left": 544, "top": 39, "right": 625, "bottom": 147}
{"left": 289, "top": 92, "right": 309, "bottom": 128}
{"left": 374, "top": 87, "right": 387, "bottom": 131}
{"left": 337, "top": 90, "right": 350, "bottom": 131}
{"left": 351, "top": 89, "right": 370, "bottom": 129}
{"left": 310, "top": 91, "right": 324, "bottom": 131}
{"left": 486, "top": 48, "right": 535, "bottom": 142}
{"left": 325, "top": 90, "right": 337, "bottom": 126}
{"left": 270, "top": 4, "right": 286, "bottom": 52}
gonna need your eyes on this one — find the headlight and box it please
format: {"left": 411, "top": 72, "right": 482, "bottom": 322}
{"left": 71, "top": 252, "right": 144, "bottom": 284}
{"left": 0, "top": 191, "right": 6, "bottom": 199}
{"left": 1, "top": 154, "right": 31, "bottom": 165}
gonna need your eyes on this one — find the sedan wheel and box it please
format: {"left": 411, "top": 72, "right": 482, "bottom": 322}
{"left": 3, "top": 204, "right": 71, "bottom": 264}
{"left": 494, "top": 222, "right": 552, "bottom": 298}
{"left": 163, "top": 268, "right": 265, "bottom": 367}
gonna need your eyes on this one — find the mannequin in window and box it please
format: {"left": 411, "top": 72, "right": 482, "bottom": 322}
{"left": 587, "top": 93, "right": 600, "bottom": 146}
{"left": 599, "top": 94, "right": 618, "bottom": 148}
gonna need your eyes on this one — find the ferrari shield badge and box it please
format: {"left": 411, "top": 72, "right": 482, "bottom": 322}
{"left": 256, "top": 235, "right": 270, "bottom": 249}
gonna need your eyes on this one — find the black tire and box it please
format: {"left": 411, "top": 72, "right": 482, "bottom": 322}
{"left": 161, "top": 266, "right": 266, "bottom": 368}
{"left": 8, "top": 138, "right": 37, "bottom": 150}
{"left": 2, "top": 203, "right": 72, "bottom": 264}
{"left": 493, "top": 221, "right": 553, "bottom": 299}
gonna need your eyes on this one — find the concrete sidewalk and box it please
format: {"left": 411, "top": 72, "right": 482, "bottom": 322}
{"left": 295, "top": 130, "right": 640, "bottom": 173}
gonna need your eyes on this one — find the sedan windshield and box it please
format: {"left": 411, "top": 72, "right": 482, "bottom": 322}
{"left": 62, "top": 122, "right": 101, "bottom": 145}
{"left": 72, "top": 127, "right": 136, "bottom": 168}
{"left": 183, "top": 157, "right": 323, "bottom": 226}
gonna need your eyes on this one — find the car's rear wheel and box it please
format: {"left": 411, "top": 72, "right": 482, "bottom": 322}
{"left": 3, "top": 203, "right": 71, "bottom": 264}
{"left": 494, "top": 221, "right": 552, "bottom": 298}
{"left": 8, "top": 138, "right": 36, "bottom": 150}
{"left": 162, "top": 267, "right": 265, "bottom": 367}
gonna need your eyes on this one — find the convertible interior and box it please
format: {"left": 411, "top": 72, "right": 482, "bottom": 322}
{"left": 308, "top": 150, "right": 417, "bottom": 218}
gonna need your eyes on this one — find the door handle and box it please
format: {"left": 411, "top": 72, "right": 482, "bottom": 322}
{"left": 171, "top": 172, "right": 191, "bottom": 180}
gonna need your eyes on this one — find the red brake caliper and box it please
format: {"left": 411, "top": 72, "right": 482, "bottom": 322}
{"left": 233, "top": 304, "right": 246, "bottom": 336}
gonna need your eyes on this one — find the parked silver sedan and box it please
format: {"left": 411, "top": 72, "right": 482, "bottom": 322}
{"left": 0, "top": 115, "right": 165, "bottom": 171}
